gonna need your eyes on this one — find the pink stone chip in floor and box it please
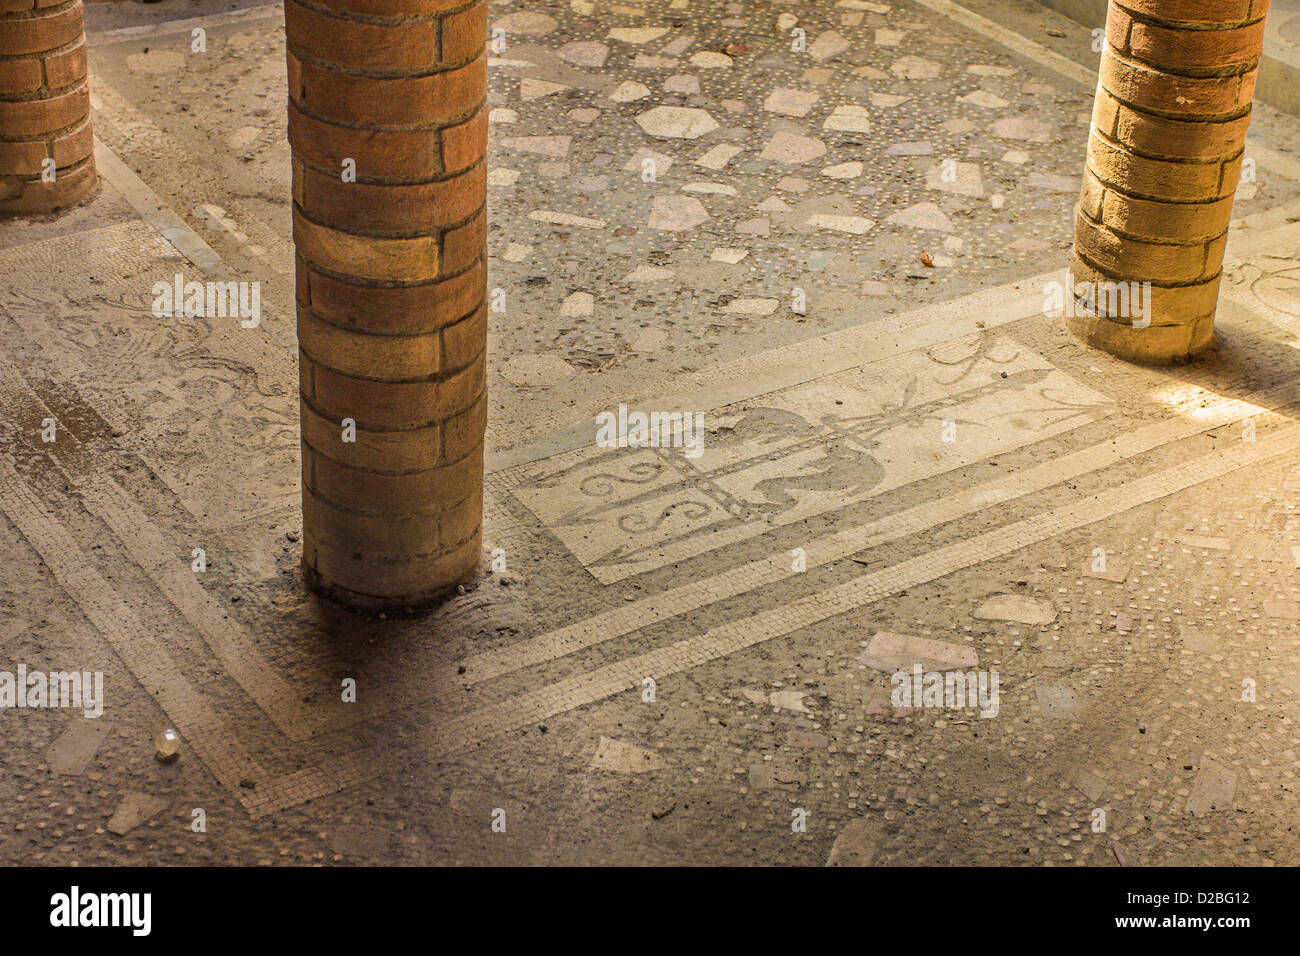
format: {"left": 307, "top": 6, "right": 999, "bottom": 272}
{"left": 859, "top": 631, "right": 978, "bottom": 672}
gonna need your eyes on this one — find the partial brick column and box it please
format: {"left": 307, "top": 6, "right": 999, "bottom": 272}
{"left": 1069, "top": 0, "right": 1268, "bottom": 363}
{"left": 0, "top": 0, "right": 97, "bottom": 216}
{"left": 286, "top": 0, "right": 488, "bottom": 609}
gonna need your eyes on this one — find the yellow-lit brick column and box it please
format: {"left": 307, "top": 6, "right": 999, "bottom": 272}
{"left": 0, "top": 0, "right": 97, "bottom": 216}
{"left": 1069, "top": 0, "right": 1267, "bottom": 363}
{"left": 286, "top": 0, "right": 488, "bottom": 609}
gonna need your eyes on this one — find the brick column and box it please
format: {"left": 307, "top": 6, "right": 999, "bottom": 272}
{"left": 0, "top": 0, "right": 97, "bottom": 217}
{"left": 1069, "top": 0, "right": 1267, "bottom": 363}
{"left": 286, "top": 0, "right": 488, "bottom": 609}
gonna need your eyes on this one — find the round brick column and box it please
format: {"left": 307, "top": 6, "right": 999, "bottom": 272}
{"left": 286, "top": 0, "right": 488, "bottom": 609}
{"left": 0, "top": 0, "right": 97, "bottom": 217}
{"left": 1069, "top": 0, "right": 1267, "bottom": 364}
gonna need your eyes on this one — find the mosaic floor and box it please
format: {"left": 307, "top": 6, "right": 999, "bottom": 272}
{"left": 2, "top": 0, "right": 1300, "bottom": 865}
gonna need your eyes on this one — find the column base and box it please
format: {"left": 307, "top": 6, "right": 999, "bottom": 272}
{"left": 301, "top": 535, "right": 482, "bottom": 613}
{"left": 0, "top": 162, "right": 98, "bottom": 219}
{"left": 1066, "top": 311, "right": 1215, "bottom": 366}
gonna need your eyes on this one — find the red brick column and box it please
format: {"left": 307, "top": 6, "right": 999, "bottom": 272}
{"left": 286, "top": 0, "right": 488, "bottom": 609}
{"left": 0, "top": 0, "right": 97, "bottom": 216}
{"left": 1069, "top": 0, "right": 1268, "bottom": 363}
